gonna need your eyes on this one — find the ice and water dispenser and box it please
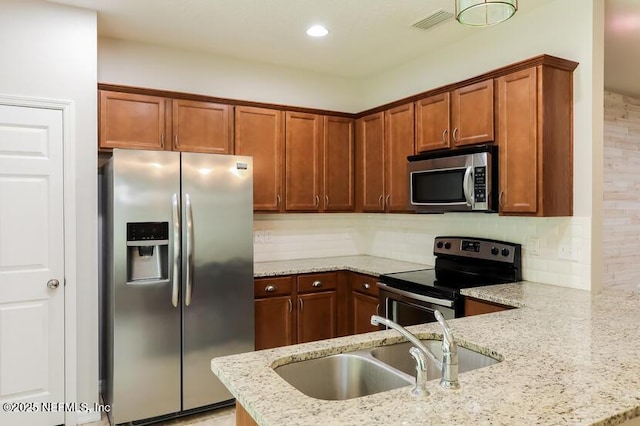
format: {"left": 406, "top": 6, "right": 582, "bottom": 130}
{"left": 126, "top": 222, "right": 169, "bottom": 283}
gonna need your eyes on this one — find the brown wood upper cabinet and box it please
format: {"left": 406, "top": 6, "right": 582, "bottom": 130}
{"left": 172, "top": 99, "right": 233, "bottom": 153}
{"left": 497, "top": 65, "right": 573, "bottom": 216}
{"left": 285, "top": 112, "right": 354, "bottom": 212}
{"left": 357, "top": 104, "right": 414, "bottom": 213}
{"left": 415, "top": 80, "right": 494, "bottom": 153}
{"left": 99, "top": 90, "right": 167, "bottom": 150}
{"left": 235, "top": 106, "right": 284, "bottom": 212}
{"left": 99, "top": 90, "right": 233, "bottom": 154}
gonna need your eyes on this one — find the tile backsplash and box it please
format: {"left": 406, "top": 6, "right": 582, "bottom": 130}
{"left": 254, "top": 213, "right": 591, "bottom": 291}
{"left": 603, "top": 91, "right": 640, "bottom": 291}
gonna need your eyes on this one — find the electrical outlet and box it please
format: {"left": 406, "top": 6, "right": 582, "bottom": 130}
{"left": 527, "top": 238, "right": 540, "bottom": 256}
{"left": 558, "top": 244, "right": 579, "bottom": 261}
{"left": 265, "top": 230, "right": 273, "bottom": 243}
{"left": 254, "top": 230, "right": 265, "bottom": 243}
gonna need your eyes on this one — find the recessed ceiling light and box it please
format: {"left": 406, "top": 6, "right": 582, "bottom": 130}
{"left": 306, "top": 25, "right": 329, "bottom": 37}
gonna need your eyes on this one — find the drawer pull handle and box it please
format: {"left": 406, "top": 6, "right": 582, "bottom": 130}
{"left": 312, "top": 280, "right": 322, "bottom": 288}
{"left": 265, "top": 285, "right": 277, "bottom": 292}
{"left": 363, "top": 283, "right": 371, "bottom": 290}
{"left": 288, "top": 298, "right": 292, "bottom": 312}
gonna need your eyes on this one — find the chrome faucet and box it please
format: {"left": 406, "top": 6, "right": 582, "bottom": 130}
{"left": 371, "top": 312, "right": 460, "bottom": 394}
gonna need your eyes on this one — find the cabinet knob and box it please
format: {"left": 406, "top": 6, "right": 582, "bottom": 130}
{"left": 265, "top": 285, "right": 277, "bottom": 292}
{"left": 363, "top": 283, "right": 371, "bottom": 290}
{"left": 312, "top": 280, "right": 322, "bottom": 288}
{"left": 47, "top": 279, "right": 60, "bottom": 289}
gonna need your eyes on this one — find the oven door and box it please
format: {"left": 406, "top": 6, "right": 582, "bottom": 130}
{"left": 377, "top": 283, "right": 456, "bottom": 328}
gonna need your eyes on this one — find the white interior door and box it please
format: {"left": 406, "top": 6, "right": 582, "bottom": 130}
{"left": 0, "top": 105, "right": 65, "bottom": 425}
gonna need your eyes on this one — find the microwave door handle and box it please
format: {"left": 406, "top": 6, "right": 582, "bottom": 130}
{"left": 463, "top": 166, "right": 473, "bottom": 207}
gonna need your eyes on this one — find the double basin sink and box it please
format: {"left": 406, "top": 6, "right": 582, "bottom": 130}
{"left": 274, "top": 339, "right": 500, "bottom": 400}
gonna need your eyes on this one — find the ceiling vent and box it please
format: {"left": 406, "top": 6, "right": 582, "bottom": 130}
{"left": 411, "top": 9, "right": 454, "bottom": 31}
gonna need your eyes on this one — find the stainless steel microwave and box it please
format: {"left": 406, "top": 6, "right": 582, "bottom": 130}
{"left": 408, "top": 145, "right": 498, "bottom": 213}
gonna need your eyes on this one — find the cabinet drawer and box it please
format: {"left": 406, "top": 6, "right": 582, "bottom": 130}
{"left": 350, "top": 273, "right": 379, "bottom": 297}
{"left": 254, "top": 276, "right": 294, "bottom": 298}
{"left": 297, "top": 272, "right": 337, "bottom": 293}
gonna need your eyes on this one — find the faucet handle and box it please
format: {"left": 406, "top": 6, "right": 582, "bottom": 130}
{"left": 434, "top": 310, "right": 456, "bottom": 351}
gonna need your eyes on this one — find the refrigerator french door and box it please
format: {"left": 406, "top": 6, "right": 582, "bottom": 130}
{"left": 102, "top": 149, "right": 254, "bottom": 424}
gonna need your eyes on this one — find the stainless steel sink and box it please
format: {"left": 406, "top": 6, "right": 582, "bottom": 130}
{"left": 274, "top": 352, "right": 413, "bottom": 400}
{"left": 274, "top": 340, "right": 500, "bottom": 400}
{"left": 371, "top": 339, "right": 500, "bottom": 378}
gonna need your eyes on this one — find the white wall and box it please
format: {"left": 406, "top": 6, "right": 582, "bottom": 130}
{"left": 0, "top": 0, "right": 98, "bottom": 418}
{"left": 99, "top": 37, "right": 362, "bottom": 113}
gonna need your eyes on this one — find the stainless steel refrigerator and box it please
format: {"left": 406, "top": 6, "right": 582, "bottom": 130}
{"left": 101, "top": 149, "right": 254, "bottom": 424}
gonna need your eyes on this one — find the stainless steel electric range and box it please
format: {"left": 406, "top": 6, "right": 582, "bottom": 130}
{"left": 377, "top": 236, "right": 522, "bottom": 327}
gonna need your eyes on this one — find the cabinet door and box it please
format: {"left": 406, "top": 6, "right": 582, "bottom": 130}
{"left": 235, "top": 107, "right": 284, "bottom": 212}
{"left": 464, "top": 297, "right": 512, "bottom": 316}
{"left": 255, "top": 296, "right": 295, "bottom": 350}
{"left": 297, "top": 292, "right": 337, "bottom": 344}
{"left": 451, "top": 80, "right": 494, "bottom": 147}
{"left": 285, "top": 112, "right": 323, "bottom": 211}
{"left": 172, "top": 100, "right": 233, "bottom": 154}
{"left": 323, "top": 116, "right": 355, "bottom": 211}
{"left": 415, "top": 92, "right": 450, "bottom": 152}
{"left": 384, "top": 103, "right": 414, "bottom": 212}
{"left": 357, "top": 112, "right": 385, "bottom": 212}
{"left": 352, "top": 292, "right": 380, "bottom": 335}
{"left": 99, "top": 90, "right": 167, "bottom": 150}
{"left": 497, "top": 68, "right": 538, "bottom": 214}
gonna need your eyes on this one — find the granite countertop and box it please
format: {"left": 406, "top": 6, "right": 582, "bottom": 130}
{"left": 254, "top": 255, "right": 432, "bottom": 277}
{"left": 211, "top": 280, "right": 640, "bottom": 426}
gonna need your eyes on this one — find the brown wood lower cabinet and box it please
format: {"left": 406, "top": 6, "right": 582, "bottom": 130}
{"left": 464, "top": 297, "right": 513, "bottom": 316}
{"left": 254, "top": 276, "right": 295, "bottom": 351}
{"left": 349, "top": 273, "right": 381, "bottom": 334}
{"left": 254, "top": 272, "right": 339, "bottom": 350}
{"left": 236, "top": 401, "right": 258, "bottom": 426}
{"left": 297, "top": 291, "right": 337, "bottom": 343}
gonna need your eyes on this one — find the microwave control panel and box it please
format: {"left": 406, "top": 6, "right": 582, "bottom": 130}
{"left": 473, "top": 166, "right": 487, "bottom": 202}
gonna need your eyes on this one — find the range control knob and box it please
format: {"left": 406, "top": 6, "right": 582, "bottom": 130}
{"left": 436, "top": 241, "right": 444, "bottom": 249}
{"left": 444, "top": 242, "right": 452, "bottom": 250}
{"left": 501, "top": 248, "right": 510, "bottom": 257}
{"left": 491, "top": 247, "right": 499, "bottom": 255}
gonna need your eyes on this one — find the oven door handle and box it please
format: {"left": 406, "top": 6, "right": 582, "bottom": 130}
{"left": 377, "top": 283, "right": 454, "bottom": 308}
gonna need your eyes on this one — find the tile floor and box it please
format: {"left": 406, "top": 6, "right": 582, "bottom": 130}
{"left": 82, "top": 406, "right": 235, "bottom": 426}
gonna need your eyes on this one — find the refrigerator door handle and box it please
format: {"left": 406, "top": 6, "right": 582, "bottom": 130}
{"left": 171, "top": 193, "right": 180, "bottom": 308}
{"left": 185, "top": 193, "right": 194, "bottom": 306}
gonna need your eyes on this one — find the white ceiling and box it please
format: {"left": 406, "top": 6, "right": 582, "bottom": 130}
{"left": 48, "top": 0, "right": 640, "bottom": 95}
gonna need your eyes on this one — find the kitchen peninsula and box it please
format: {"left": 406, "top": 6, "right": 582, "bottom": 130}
{"left": 212, "top": 279, "right": 640, "bottom": 426}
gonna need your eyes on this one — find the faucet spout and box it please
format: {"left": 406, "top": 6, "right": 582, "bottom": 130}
{"left": 371, "top": 313, "right": 460, "bottom": 391}
{"left": 371, "top": 315, "right": 440, "bottom": 367}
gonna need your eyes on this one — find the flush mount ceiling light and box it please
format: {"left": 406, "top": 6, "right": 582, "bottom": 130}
{"left": 306, "top": 25, "right": 329, "bottom": 37}
{"left": 455, "top": 0, "right": 518, "bottom": 27}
